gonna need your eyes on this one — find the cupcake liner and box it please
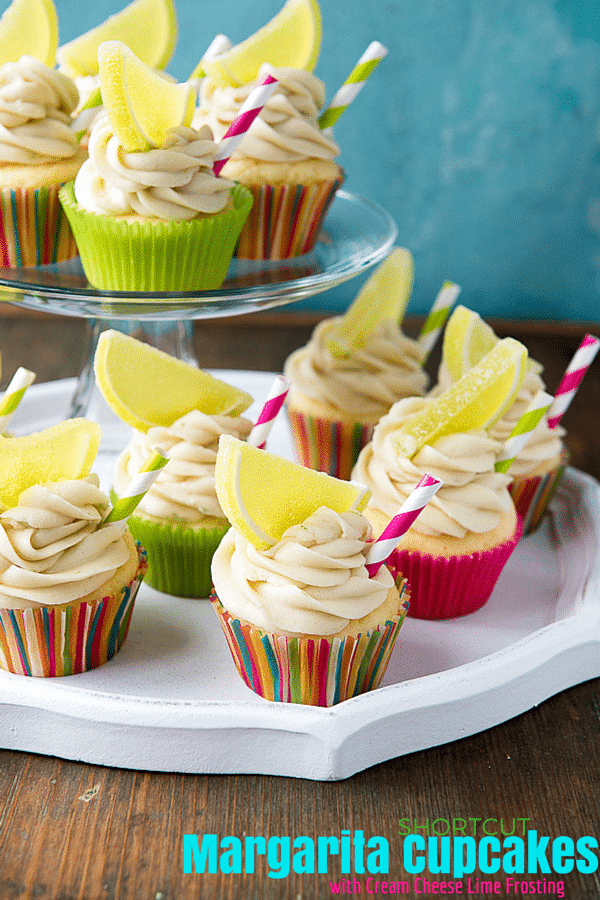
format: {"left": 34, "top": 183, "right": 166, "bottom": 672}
{"left": 58, "top": 181, "right": 253, "bottom": 291}
{"left": 0, "top": 184, "right": 78, "bottom": 267}
{"left": 234, "top": 176, "right": 343, "bottom": 260}
{"left": 125, "top": 515, "right": 229, "bottom": 598}
{"left": 509, "top": 449, "right": 569, "bottom": 536}
{"left": 0, "top": 543, "right": 147, "bottom": 677}
{"left": 388, "top": 517, "right": 524, "bottom": 620}
{"left": 287, "top": 406, "right": 374, "bottom": 481}
{"left": 210, "top": 568, "right": 410, "bottom": 706}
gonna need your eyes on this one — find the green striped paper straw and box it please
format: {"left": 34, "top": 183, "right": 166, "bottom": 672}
{"left": 0, "top": 367, "right": 35, "bottom": 432}
{"left": 103, "top": 447, "right": 170, "bottom": 525}
{"left": 418, "top": 282, "right": 461, "bottom": 363}
{"left": 495, "top": 391, "right": 554, "bottom": 474}
{"left": 318, "top": 41, "right": 388, "bottom": 130}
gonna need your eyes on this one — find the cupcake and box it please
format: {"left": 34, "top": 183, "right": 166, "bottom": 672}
{"left": 0, "top": 56, "right": 87, "bottom": 267}
{"left": 284, "top": 248, "right": 429, "bottom": 479}
{"left": 0, "top": 474, "right": 147, "bottom": 677}
{"left": 211, "top": 506, "right": 409, "bottom": 706}
{"left": 196, "top": 64, "right": 343, "bottom": 259}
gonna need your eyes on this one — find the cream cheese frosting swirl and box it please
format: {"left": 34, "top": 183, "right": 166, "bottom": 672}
{"left": 285, "top": 318, "right": 429, "bottom": 421}
{"left": 0, "top": 56, "right": 79, "bottom": 164}
{"left": 0, "top": 475, "right": 131, "bottom": 609}
{"left": 212, "top": 507, "right": 394, "bottom": 636}
{"left": 113, "top": 410, "right": 253, "bottom": 522}
{"left": 197, "top": 64, "right": 339, "bottom": 164}
{"left": 352, "top": 397, "right": 514, "bottom": 538}
{"left": 74, "top": 117, "right": 235, "bottom": 219}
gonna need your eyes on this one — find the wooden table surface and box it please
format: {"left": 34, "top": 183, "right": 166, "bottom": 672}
{"left": 0, "top": 310, "right": 598, "bottom": 900}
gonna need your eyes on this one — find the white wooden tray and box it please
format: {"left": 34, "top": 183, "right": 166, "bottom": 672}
{"left": 0, "top": 374, "right": 598, "bottom": 781}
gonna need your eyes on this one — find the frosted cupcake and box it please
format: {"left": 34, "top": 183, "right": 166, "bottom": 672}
{"left": 0, "top": 56, "right": 87, "bottom": 266}
{"left": 0, "top": 475, "right": 147, "bottom": 677}
{"left": 197, "top": 64, "right": 343, "bottom": 259}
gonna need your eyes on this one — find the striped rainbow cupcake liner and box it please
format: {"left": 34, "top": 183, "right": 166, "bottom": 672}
{"left": 287, "top": 406, "right": 374, "bottom": 481}
{"left": 0, "top": 185, "right": 79, "bottom": 268}
{"left": 210, "top": 569, "right": 409, "bottom": 706}
{"left": 508, "top": 449, "right": 569, "bottom": 536}
{"left": 0, "top": 543, "right": 147, "bottom": 677}
{"left": 234, "top": 176, "right": 344, "bottom": 260}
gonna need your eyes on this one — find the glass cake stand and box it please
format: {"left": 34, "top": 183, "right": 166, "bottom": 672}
{"left": 0, "top": 190, "right": 397, "bottom": 448}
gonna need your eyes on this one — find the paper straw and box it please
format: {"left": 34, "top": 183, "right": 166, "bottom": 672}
{"left": 546, "top": 333, "right": 600, "bottom": 430}
{"left": 418, "top": 281, "right": 461, "bottom": 362}
{"left": 495, "top": 390, "right": 554, "bottom": 474}
{"left": 0, "top": 367, "right": 35, "bottom": 432}
{"left": 102, "top": 447, "right": 169, "bottom": 525}
{"left": 248, "top": 374, "right": 289, "bottom": 449}
{"left": 318, "top": 41, "right": 388, "bottom": 130}
{"left": 213, "top": 73, "right": 279, "bottom": 176}
{"left": 365, "top": 474, "right": 443, "bottom": 577}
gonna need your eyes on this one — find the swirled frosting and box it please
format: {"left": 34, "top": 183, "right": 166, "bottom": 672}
{"left": 285, "top": 318, "right": 429, "bottom": 421}
{"left": 212, "top": 506, "right": 395, "bottom": 636}
{"left": 0, "top": 56, "right": 79, "bottom": 164}
{"left": 113, "top": 410, "right": 253, "bottom": 522}
{"left": 353, "top": 397, "right": 514, "bottom": 538}
{"left": 197, "top": 64, "right": 340, "bottom": 165}
{"left": 435, "top": 362, "right": 565, "bottom": 478}
{"left": 74, "top": 116, "right": 235, "bottom": 219}
{"left": 0, "top": 475, "right": 131, "bottom": 609}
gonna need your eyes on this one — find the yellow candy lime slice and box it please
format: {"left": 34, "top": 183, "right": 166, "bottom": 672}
{"left": 442, "top": 304, "right": 498, "bottom": 383}
{"left": 94, "top": 329, "right": 253, "bottom": 433}
{"left": 56, "top": 0, "right": 177, "bottom": 76}
{"left": 98, "top": 40, "right": 195, "bottom": 152}
{"left": 0, "top": 419, "right": 101, "bottom": 510}
{"left": 393, "top": 337, "right": 528, "bottom": 459}
{"left": 215, "top": 434, "right": 370, "bottom": 550}
{"left": 195, "top": 0, "right": 321, "bottom": 85}
{"left": 326, "top": 247, "right": 414, "bottom": 358}
{"left": 0, "top": 0, "right": 58, "bottom": 67}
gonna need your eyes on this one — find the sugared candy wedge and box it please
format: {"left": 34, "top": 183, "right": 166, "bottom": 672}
{"left": 215, "top": 434, "right": 370, "bottom": 550}
{"left": 0, "top": 0, "right": 58, "bottom": 67}
{"left": 0, "top": 419, "right": 101, "bottom": 510}
{"left": 94, "top": 329, "right": 253, "bottom": 433}
{"left": 442, "top": 305, "right": 498, "bottom": 383}
{"left": 194, "top": 0, "right": 321, "bottom": 84}
{"left": 393, "top": 337, "right": 528, "bottom": 459}
{"left": 98, "top": 40, "right": 195, "bottom": 151}
{"left": 56, "top": 0, "right": 177, "bottom": 76}
{"left": 325, "top": 247, "right": 414, "bottom": 359}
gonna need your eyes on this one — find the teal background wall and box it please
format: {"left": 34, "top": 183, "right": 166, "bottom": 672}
{"left": 56, "top": 0, "right": 600, "bottom": 321}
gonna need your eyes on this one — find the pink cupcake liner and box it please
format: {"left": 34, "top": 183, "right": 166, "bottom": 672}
{"left": 509, "top": 449, "right": 569, "bottom": 536}
{"left": 0, "top": 543, "right": 147, "bottom": 677}
{"left": 388, "top": 517, "right": 524, "bottom": 620}
{"left": 234, "top": 175, "right": 344, "bottom": 260}
{"left": 0, "top": 185, "right": 78, "bottom": 268}
{"left": 210, "top": 566, "right": 410, "bottom": 706}
{"left": 287, "top": 406, "right": 374, "bottom": 481}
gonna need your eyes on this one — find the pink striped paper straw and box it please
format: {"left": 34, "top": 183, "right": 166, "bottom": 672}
{"left": 248, "top": 374, "right": 289, "bottom": 449}
{"left": 213, "top": 73, "right": 279, "bottom": 176}
{"left": 365, "top": 473, "right": 443, "bottom": 577}
{"left": 546, "top": 334, "right": 600, "bottom": 429}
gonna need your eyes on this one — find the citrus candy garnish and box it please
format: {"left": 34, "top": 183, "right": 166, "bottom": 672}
{"left": 442, "top": 304, "right": 498, "bottom": 383}
{"left": 56, "top": 0, "right": 177, "bottom": 76}
{"left": 392, "top": 337, "right": 528, "bottom": 459}
{"left": 215, "top": 434, "right": 370, "bottom": 550}
{"left": 94, "top": 329, "right": 253, "bottom": 433}
{"left": 98, "top": 40, "right": 195, "bottom": 151}
{"left": 0, "top": 419, "right": 101, "bottom": 510}
{"left": 326, "top": 247, "right": 414, "bottom": 359}
{"left": 0, "top": 0, "right": 58, "bottom": 67}
{"left": 195, "top": 0, "right": 321, "bottom": 85}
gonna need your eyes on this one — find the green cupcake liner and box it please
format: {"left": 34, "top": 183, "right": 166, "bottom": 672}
{"left": 124, "top": 514, "right": 229, "bottom": 598}
{"left": 58, "top": 181, "right": 253, "bottom": 292}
